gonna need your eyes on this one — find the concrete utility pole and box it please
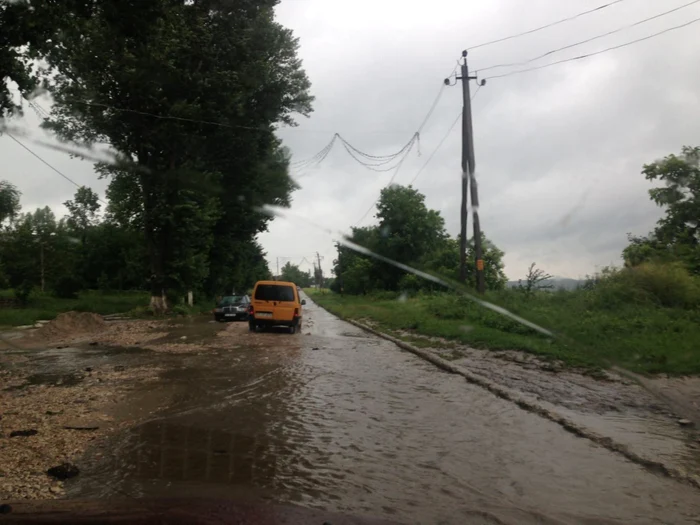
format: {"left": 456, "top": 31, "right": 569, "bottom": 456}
{"left": 316, "top": 252, "right": 324, "bottom": 288}
{"left": 450, "top": 50, "right": 486, "bottom": 293}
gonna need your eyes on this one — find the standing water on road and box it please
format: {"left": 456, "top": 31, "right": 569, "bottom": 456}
{"left": 71, "top": 300, "right": 700, "bottom": 524}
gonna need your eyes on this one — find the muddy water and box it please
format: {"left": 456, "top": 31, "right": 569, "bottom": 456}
{"left": 71, "top": 300, "right": 700, "bottom": 524}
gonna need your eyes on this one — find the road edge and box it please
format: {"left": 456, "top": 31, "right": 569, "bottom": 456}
{"left": 310, "top": 298, "right": 700, "bottom": 491}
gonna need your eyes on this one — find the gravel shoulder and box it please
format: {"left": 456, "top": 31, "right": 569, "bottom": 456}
{"left": 0, "top": 313, "right": 218, "bottom": 502}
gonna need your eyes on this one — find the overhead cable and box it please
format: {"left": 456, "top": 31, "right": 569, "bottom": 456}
{"left": 410, "top": 85, "right": 482, "bottom": 186}
{"left": 4, "top": 132, "right": 106, "bottom": 204}
{"left": 289, "top": 75, "right": 448, "bottom": 174}
{"left": 336, "top": 133, "right": 416, "bottom": 160}
{"left": 468, "top": 0, "right": 627, "bottom": 51}
{"left": 353, "top": 134, "right": 420, "bottom": 226}
{"left": 484, "top": 16, "right": 700, "bottom": 80}
{"left": 477, "top": 0, "right": 700, "bottom": 73}
{"left": 337, "top": 133, "right": 419, "bottom": 172}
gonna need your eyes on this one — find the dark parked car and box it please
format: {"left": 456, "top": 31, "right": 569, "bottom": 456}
{"left": 214, "top": 295, "right": 251, "bottom": 322}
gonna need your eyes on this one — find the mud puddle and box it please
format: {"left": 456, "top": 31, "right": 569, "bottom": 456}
{"left": 65, "top": 300, "right": 700, "bottom": 525}
{"left": 3, "top": 372, "right": 85, "bottom": 391}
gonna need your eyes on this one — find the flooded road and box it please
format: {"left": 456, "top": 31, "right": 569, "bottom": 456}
{"left": 67, "top": 299, "right": 700, "bottom": 524}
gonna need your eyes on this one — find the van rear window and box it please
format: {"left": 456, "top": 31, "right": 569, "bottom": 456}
{"left": 255, "top": 284, "right": 295, "bottom": 302}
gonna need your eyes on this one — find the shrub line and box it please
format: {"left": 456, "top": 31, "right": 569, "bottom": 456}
{"left": 314, "top": 301, "right": 700, "bottom": 491}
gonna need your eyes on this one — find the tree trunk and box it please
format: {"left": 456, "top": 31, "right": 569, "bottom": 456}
{"left": 187, "top": 290, "right": 193, "bottom": 307}
{"left": 139, "top": 158, "right": 168, "bottom": 315}
{"left": 149, "top": 291, "right": 167, "bottom": 314}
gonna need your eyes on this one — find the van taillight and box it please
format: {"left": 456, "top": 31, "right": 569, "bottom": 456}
{"left": 293, "top": 308, "right": 299, "bottom": 317}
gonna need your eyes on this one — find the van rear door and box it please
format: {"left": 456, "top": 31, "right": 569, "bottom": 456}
{"left": 253, "top": 284, "right": 296, "bottom": 322}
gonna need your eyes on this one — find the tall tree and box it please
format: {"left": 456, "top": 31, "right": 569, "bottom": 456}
{"left": 6, "top": 0, "right": 312, "bottom": 311}
{"left": 624, "top": 146, "right": 700, "bottom": 273}
{"left": 420, "top": 234, "right": 508, "bottom": 291}
{"left": 280, "top": 262, "right": 312, "bottom": 287}
{"left": 332, "top": 186, "right": 510, "bottom": 294}
{"left": 64, "top": 186, "right": 101, "bottom": 246}
{"left": 0, "top": 181, "right": 21, "bottom": 224}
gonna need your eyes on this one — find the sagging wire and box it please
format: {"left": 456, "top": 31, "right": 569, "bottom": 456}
{"left": 338, "top": 133, "right": 419, "bottom": 172}
{"left": 353, "top": 134, "right": 420, "bottom": 226}
{"left": 337, "top": 133, "right": 417, "bottom": 161}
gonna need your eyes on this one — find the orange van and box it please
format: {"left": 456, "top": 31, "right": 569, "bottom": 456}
{"left": 248, "top": 280, "right": 305, "bottom": 334}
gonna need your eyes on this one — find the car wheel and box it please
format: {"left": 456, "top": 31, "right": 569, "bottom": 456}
{"left": 288, "top": 325, "right": 296, "bottom": 334}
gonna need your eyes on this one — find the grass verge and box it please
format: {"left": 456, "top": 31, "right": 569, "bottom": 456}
{"left": 306, "top": 288, "right": 700, "bottom": 376}
{"left": 0, "top": 290, "right": 149, "bottom": 328}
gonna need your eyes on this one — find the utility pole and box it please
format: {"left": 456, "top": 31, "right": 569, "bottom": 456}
{"left": 316, "top": 252, "right": 324, "bottom": 288}
{"left": 276, "top": 257, "right": 279, "bottom": 281}
{"left": 450, "top": 50, "right": 486, "bottom": 293}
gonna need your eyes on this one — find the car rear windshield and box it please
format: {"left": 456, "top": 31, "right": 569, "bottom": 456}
{"left": 220, "top": 296, "right": 244, "bottom": 305}
{"left": 254, "top": 284, "right": 295, "bottom": 302}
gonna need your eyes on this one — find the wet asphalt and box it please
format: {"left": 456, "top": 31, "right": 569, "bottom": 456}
{"left": 51, "top": 298, "right": 700, "bottom": 524}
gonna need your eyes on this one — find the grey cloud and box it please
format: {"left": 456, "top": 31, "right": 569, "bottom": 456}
{"left": 4, "top": 0, "right": 700, "bottom": 280}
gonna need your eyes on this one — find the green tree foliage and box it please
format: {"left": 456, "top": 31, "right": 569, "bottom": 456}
{"left": 0, "top": 207, "right": 73, "bottom": 291}
{"left": 0, "top": 181, "right": 21, "bottom": 223}
{"left": 2, "top": 0, "right": 312, "bottom": 312}
{"left": 332, "top": 185, "right": 507, "bottom": 294}
{"left": 280, "top": 262, "right": 312, "bottom": 287}
{"left": 624, "top": 146, "right": 700, "bottom": 273}
{"left": 0, "top": 187, "right": 148, "bottom": 294}
{"left": 420, "top": 234, "right": 508, "bottom": 291}
{"left": 64, "top": 186, "right": 100, "bottom": 245}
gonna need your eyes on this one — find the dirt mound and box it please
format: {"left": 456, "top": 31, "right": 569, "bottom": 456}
{"left": 35, "top": 312, "right": 106, "bottom": 341}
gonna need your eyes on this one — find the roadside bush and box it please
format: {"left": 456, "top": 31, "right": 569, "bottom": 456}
{"left": 14, "top": 280, "right": 33, "bottom": 305}
{"left": 593, "top": 262, "right": 700, "bottom": 309}
{"left": 398, "top": 273, "right": 422, "bottom": 293}
{"left": 171, "top": 304, "right": 190, "bottom": 316}
{"left": 54, "top": 275, "right": 83, "bottom": 299}
{"left": 128, "top": 305, "right": 155, "bottom": 317}
{"left": 97, "top": 272, "right": 111, "bottom": 293}
{"left": 369, "top": 290, "right": 400, "bottom": 301}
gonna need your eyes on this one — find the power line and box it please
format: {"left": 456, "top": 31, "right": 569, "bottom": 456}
{"left": 4, "top": 132, "right": 106, "bottom": 204}
{"left": 337, "top": 133, "right": 416, "bottom": 161}
{"left": 409, "top": 112, "right": 461, "bottom": 185}
{"left": 291, "top": 135, "right": 338, "bottom": 171}
{"left": 351, "top": 80, "right": 482, "bottom": 226}
{"left": 477, "top": 0, "right": 700, "bottom": 73}
{"left": 65, "top": 99, "right": 275, "bottom": 132}
{"left": 410, "top": 86, "right": 482, "bottom": 186}
{"left": 290, "top": 76, "right": 449, "bottom": 175}
{"left": 417, "top": 82, "right": 446, "bottom": 132}
{"left": 353, "top": 134, "right": 420, "bottom": 226}
{"left": 338, "top": 133, "right": 418, "bottom": 172}
{"left": 484, "top": 16, "right": 700, "bottom": 80}
{"left": 468, "top": 0, "right": 627, "bottom": 51}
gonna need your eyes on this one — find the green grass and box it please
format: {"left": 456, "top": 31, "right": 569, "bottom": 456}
{"left": 0, "top": 289, "right": 149, "bottom": 328}
{"left": 307, "top": 288, "right": 700, "bottom": 376}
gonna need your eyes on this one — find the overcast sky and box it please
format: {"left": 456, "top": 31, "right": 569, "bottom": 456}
{"left": 3, "top": 0, "right": 700, "bottom": 280}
